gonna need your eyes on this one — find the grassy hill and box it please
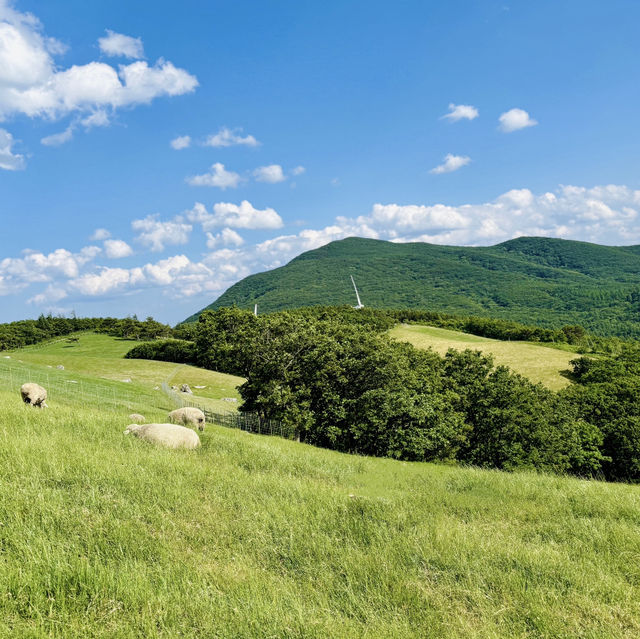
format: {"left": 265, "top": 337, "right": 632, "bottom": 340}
{"left": 0, "top": 336, "right": 639, "bottom": 637}
{"left": 186, "top": 236, "right": 640, "bottom": 338}
{"left": 2, "top": 333, "right": 243, "bottom": 413}
{"left": 391, "top": 324, "right": 576, "bottom": 391}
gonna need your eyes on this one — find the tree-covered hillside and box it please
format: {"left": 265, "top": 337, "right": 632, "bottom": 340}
{"left": 186, "top": 237, "right": 640, "bottom": 337}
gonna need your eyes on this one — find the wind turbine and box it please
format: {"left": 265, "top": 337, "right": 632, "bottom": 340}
{"left": 350, "top": 275, "right": 364, "bottom": 310}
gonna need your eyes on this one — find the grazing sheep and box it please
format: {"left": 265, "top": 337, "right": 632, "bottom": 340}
{"left": 124, "top": 423, "right": 200, "bottom": 449}
{"left": 168, "top": 407, "right": 206, "bottom": 431}
{"left": 180, "top": 384, "right": 193, "bottom": 394}
{"left": 20, "top": 382, "right": 48, "bottom": 408}
{"left": 129, "top": 413, "right": 145, "bottom": 423}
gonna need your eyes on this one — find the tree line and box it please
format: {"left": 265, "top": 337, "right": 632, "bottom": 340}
{"left": 0, "top": 314, "right": 172, "bottom": 351}
{"left": 128, "top": 307, "right": 640, "bottom": 482}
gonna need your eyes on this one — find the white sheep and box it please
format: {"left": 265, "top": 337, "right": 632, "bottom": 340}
{"left": 124, "top": 423, "right": 200, "bottom": 449}
{"left": 128, "top": 413, "right": 146, "bottom": 423}
{"left": 20, "top": 382, "right": 48, "bottom": 408}
{"left": 168, "top": 407, "right": 206, "bottom": 431}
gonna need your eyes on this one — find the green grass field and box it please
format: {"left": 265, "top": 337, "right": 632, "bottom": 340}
{"left": 0, "top": 334, "right": 639, "bottom": 637}
{"left": 390, "top": 324, "right": 577, "bottom": 391}
{"left": 4, "top": 333, "right": 243, "bottom": 413}
{"left": 1, "top": 385, "right": 640, "bottom": 637}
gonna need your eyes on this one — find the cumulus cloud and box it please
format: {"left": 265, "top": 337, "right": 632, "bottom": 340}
{"left": 68, "top": 255, "right": 217, "bottom": 299}
{"left": 291, "top": 166, "right": 306, "bottom": 176}
{"left": 7, "top": 183, "right": 640, "bottom": 306}
{"left": 203, "top": 127, "right": 259, "bottom": 148}
{"left": 90, "top": 228, "right": 111, "bottom": 241}
{"left": 104, "top": 239, "right": 133, "bottom": 259}
{"left": 187, "top": 200, "right": 283, "bottom": 230}
{"left": 0, "top": 245, "right": 100, "bottom": 295}
{"left": 206, "top": 228, "right": 244, "bottom": 249}
{"left": 0, "top": 127, "right": 24, "bottom": 169}
{"left": 98, "top": 30, "right": 144, "bottom": 59}
{"left": 430, "top": 153, "right": 471, "bottom": 174}
{"left": 170, "top": 134, "right": 191, "bottom": 150}
{"left": 441, "top": 103, "right": 479, "bottom": 122}
{"left": 186, "top": 162, "right": 242, "bottom": 189}
{"left": 131, "top": 215, "right": 192, "bottom": 251}
{"left": 498, "top": 108, "right": 538, "bottom": 132}
{"left": 0, "top": 4, "right": 197, "bottom": 125}
{"left": 253, "top": 164, "right": 286, "bottom": 183}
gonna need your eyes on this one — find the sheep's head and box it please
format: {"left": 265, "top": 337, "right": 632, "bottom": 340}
{"left": 197, "top": 418, "right": 205, "bottom": 432}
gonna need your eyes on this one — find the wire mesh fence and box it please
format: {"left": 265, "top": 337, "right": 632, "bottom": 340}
{"left": 161, "top": 382, "right": 294, "bottom": 439}
{"left": 0, "top": 357, "right": 165, "bottom": 413}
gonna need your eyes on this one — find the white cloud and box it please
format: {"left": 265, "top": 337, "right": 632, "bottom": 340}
{"left": 498, "top": 108, "right": 538, "bottom": 133}
{"left": 132, "top": 215, "right": 192, "bottom": 251}
{"left": 98, "top": 30, "right": 144, "bottom": 59}
{"left": 291, "top": 165, "right": 305, "bottom": 176}
{"left": 187, "top": 200, "right": 283, "bottom": 230}
{"left": 27, "top": 284, "right": 67, "bottom": 305}
{"left": 203, "top": 127, "right": 259, "bottom": 148}
{"left": 430, "top": 153, "right": 471, "bottom": 174}
{"left": 441, "top": 103, "right": 479, "bottom": 122}
{"left": 0, "top": 127, "right": 24, "bottom": 169}
{"left": 68, "top": 254, "right": 215, "bottom": 298}
{"left": 0, "top": 245, "right": 100, "bottom": 295}
{"left": 104, "top": 239, "right": 133, "bottom": 259}
{"left": 253, "top": 164, "right": 286, "bottom": 183}
{"left": 0, "top": 4, "right": 197, "bottom": 126}
{"left": 41, "top": 124, "right": 73, "bottom": 146}
{"left": 206, "top": 228, "right": 245, "bottom": 249}
{"left": 8, "top": 183, "right": 640, "bottom": 306}
{"left": 90, "top": 228, "right": 111, "bottom": 241}
{"left": 170, "top": 135, "right": 191, "bottom": 150}
{"left": 186, "top": 162, "right": 242, "bottom": 188}
{"left": 81, "top": 109, "right": 109, "bottom": 128}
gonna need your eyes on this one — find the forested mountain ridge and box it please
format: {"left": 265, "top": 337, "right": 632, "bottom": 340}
{"left": 186, "top": 237, "right": 640, "bottom": 337}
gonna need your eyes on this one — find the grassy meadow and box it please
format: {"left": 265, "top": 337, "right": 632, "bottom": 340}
{"left": 391, "top": 324, "right": 577, "bottom": 390}
{"left": 0, "top": 333, "right": 639, "bottom": 636}
{"left": 1, "top": 385, "right": 640, "bottom": 637}
{"left": 4, "top": 333, "right": 243, "bottom": 413}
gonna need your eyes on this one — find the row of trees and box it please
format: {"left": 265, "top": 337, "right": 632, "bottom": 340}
{"left": 129, "top": 307, "right": 639, "bottom": 482}
{"left": 0, "top": 314, "right": 172, "bottom": 351}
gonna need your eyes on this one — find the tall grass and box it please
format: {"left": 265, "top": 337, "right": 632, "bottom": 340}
{"left": 1, "top": 386, "right": 639, "bottom": 638}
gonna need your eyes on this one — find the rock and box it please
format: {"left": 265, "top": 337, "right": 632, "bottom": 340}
{"left": 180, "top": 384, "right": 193, "bottom": 394}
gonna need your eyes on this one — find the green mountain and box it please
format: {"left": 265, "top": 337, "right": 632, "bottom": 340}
{"left": 186, "top": 236, "right": 640, "bottom": 337}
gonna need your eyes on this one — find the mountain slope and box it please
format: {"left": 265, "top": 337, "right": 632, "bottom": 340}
{"left": 187, "top": 237, "right": 640, "bottom": 337}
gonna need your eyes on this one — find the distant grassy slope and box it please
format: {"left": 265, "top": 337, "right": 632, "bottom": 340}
{"left": 1, "top": 386, "right": 640, "bottom": 637}
{"left": 6, "top": 333, "right": 243, "bottom": 413}
{"left": 391, "top": 324, "right": 576, "bottom": 390}
{"left": 186, "top": 236, "right": 640, "bottom": 337}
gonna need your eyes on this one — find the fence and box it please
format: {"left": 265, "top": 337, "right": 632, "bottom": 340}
{"left": 161, "top": 382, "right": 294, "bottom": 439}
{"left": 0, "top": 357, "right": 162, "bottom": 413}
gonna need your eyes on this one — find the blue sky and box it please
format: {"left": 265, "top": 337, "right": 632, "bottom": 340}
{"left": 1, "top": 0, "right": 640, "bottom": 324}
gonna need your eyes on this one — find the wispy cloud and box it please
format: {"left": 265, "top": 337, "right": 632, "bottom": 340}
{"left": 203, "top": 127, "right": 259, "bottom": 148}
{"left": 430, "top": 153, "right": 471, "bottom": 174}
{"left": 98, "top": 30, "right": 144, "bottom": 59}
{"left": 0, "top": 128, "right": 25, "bottom": 170}
{"left": 170, "top": 135, "right": 191, "bottom": 150}
{"left": 441, "top": 103, "right": 479, "bottom": 122}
